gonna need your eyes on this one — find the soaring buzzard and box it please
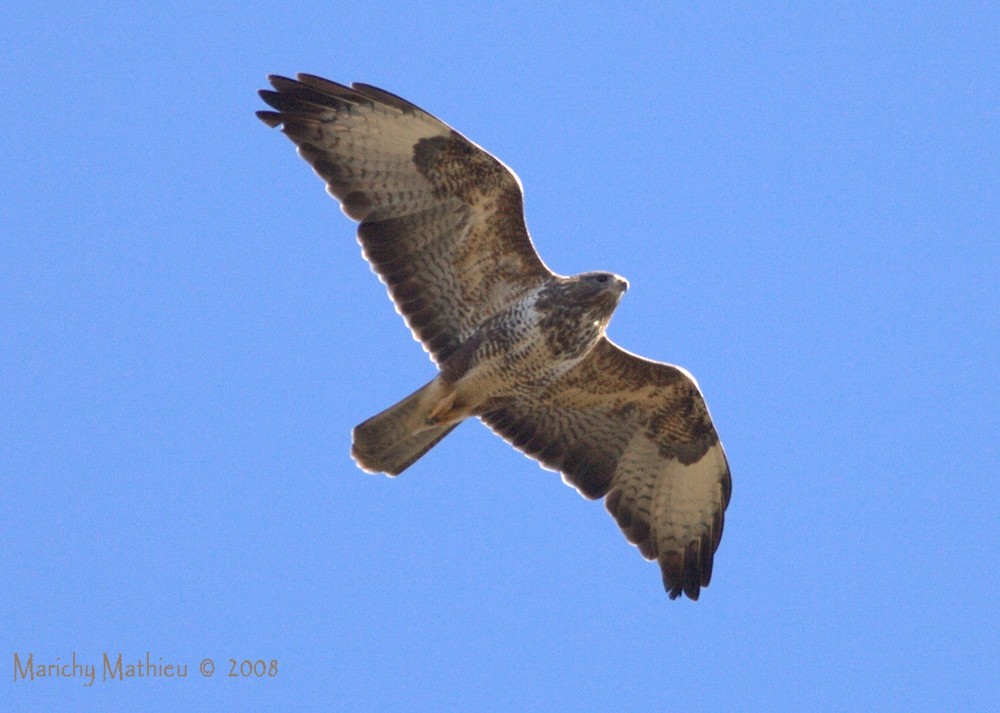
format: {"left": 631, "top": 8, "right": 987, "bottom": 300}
{"left": 257, "top": 74, "right": 731, "bottom": 600}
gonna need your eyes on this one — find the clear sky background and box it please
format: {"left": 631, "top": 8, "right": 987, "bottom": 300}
{"left": 3, "top": 2, "right": 998, "bottom": 711}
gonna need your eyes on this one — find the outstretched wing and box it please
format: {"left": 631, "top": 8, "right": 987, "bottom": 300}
{"left": 481, "top": 338, "right": 731, "bottom": 600}
{"left": 257, "top": 74, "right": 553, "bottom": 364}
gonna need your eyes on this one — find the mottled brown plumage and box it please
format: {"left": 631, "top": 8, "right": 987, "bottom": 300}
{"left": 257, "top": 74, "right": 731, "bottom": 600}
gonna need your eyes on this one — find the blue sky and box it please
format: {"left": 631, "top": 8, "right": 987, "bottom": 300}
{"left": 3, "top": 2, "right": 998, "bottom": 711}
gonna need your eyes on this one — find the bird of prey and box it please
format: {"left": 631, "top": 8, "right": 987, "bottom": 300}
{"left": 257, "top": 74, "right": 731, "bottom": 600}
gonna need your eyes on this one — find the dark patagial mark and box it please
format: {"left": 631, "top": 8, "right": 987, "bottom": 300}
{"left": 413, "top": 134, "right": 508, "bottom": 203}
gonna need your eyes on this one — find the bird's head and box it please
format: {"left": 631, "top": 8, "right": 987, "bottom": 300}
{"left": 561, "top": 271, "right": 629, "bottom": 330}
{"left": 579, "top": 271, "right": 628, "bottom": 310}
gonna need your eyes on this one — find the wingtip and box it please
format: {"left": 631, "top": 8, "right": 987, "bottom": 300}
{"left": 665, "top": 580, "right": 700, "bottom": 601}
{"left": 659, "top": 546, "right": 710, "bottom": 601}
{"left": 265, "top": 73, "right": 294, "bottom": 87}
{"left": 255, "top": 109, "right": 283, "bottom": 128}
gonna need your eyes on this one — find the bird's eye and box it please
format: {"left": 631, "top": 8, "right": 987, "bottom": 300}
{"left": 595, "top": 274, "right": 609, "bottom": 284}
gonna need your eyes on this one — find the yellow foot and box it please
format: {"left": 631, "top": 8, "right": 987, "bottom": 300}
{"left": 425, "top": 391, "right": 458, "bottom": 426}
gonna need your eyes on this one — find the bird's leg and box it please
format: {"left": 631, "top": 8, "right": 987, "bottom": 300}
{"left": 424, "top": 390, "right": 460, "bottom": 427}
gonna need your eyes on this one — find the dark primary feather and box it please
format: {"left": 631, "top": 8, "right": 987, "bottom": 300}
{"left": 257, "top": 74, "right": 552, "bottom": 364}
